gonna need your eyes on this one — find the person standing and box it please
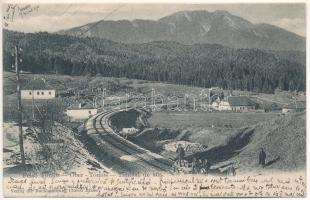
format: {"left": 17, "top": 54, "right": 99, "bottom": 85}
{"left": 198, "top": 159, "right": 203, "bottom": 174}
{"left": 227, "top": 164, "right": 236, "bottom": 176}
{"left": 202, "top": 159, "right": 210, "bottom": 174}
{"left": 191, "top": 157, "right": 198, "bottom": 174}
{"left": 259, "top": 148, "right": 266, "bottom": 167}
{"left": 176, "top": 144, "right": 185, "bottom": 167}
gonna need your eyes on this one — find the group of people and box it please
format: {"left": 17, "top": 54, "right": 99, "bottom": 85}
{"left": 191, "top": 157, "right": 211, "bottom": 174}
{"left": 174, "top": 144, "right": 268, "bottom": 174}
{"left": 174, "top": 144, "right": 210, "bottom": 174}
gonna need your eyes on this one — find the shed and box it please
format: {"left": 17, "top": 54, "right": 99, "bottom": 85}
{"left": 66, "top": 103, "right": 97, "bottom": 120}
{"left": 282, "top": 101, "right": 306, "bottom": 114}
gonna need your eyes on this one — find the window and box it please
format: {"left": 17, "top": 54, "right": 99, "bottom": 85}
{"left": 41, "top": 92, "right": 44, "bottom": 95}
{"left": 29, "top": 91, "right": 32, "bottom": 95}
{"left": 37, "top": 91, "right": 40, "bottom": 95}
{"left": 49, "top": 91, "right": 51, "bottom": 95}
{"left": 88, "top": 111, "right": 92, "bottom": 114}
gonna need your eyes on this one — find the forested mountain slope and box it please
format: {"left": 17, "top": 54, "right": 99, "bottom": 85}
{"left": 3, "top": 30, "right": 305, "bottom": 93}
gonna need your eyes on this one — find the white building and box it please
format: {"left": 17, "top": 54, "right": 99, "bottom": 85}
{"left": 21, "top": 79, "right": 56, "bottom": 100}
{"left": 121, "top": 127, "right": 138, "bottom": 135}
{"left": 66, "top": 103, "right": 97, "bottom": 120}
{"left": 211, "top": 97, "right": 221, "bottom": 110}
{"left": 218, "top": 96, "right": 256, "bottom": 111}
{"left": 21, "top": 90, "right": 56, "bottom": 100}
{"left": 282, "top": 101, "right": 305, "bottom": 114}
{"left": 218, "top": 100, "right": 231, "bottom": 111}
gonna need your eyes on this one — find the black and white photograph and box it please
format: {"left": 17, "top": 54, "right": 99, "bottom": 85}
{"left": 2, "top": 1, "right": 307, "bottom": 197}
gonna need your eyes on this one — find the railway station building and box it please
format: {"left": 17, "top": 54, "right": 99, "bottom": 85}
{"left": 66, "top": 103, "right": 97, "bottom": 121}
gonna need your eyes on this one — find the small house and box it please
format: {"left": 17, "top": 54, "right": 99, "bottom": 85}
{"left": 21, "top": 79, "right": 56, "bottom": 100}
{"left": 219, "top": 96, "right": 256, "bottom": 111}
{"left": 66, "top": 103, "right": 97, "bottom": 120}
{"left": 211, "top": 96, "right": 221, "bottom": 110}
{"left": 282, "top": 101, "right": 306, "bottom": 114}
{"left": 121, "top": 127, "right": 138, "bottom": 135}
{"left": 218, "top": 100, "right": 231, "bottom": 111}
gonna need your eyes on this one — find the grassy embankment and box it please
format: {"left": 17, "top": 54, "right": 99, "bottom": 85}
{"left": 144, "top": 111, "right": 306, "bottom": 172}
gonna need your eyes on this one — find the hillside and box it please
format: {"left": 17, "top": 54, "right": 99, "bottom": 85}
{"left": 145, "top": 111, "right": 306, "bottom": 173}
{"left": 3, "top": 122, "right": 111, "bottom": 176}
{"left": 3, "top": 30, "right": 305, "bottom": 93}
{"left": 215, "top": 112, "right": 306, "bottom": 173}
{"left": 58, "top": 10, "right": 305, "bottom": 51}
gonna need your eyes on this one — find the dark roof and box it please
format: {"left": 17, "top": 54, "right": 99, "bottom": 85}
{"left": 67, "top": 102, "right": 96, "bottom": 110}
{"left": 23, "top": 79, "right": 54, "bottom": 90}
{"left": 227, "top": 96, "right": 256, "bottom": 106}
{"left": 283, "top": 101, "right": 306, "bottom": 109}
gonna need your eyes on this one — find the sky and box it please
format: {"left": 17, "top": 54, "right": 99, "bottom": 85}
{"left": 2, "top": 3, "right": 306, "bottom": 37}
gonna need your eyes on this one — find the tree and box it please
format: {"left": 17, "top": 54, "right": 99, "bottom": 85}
{"left": 289, "top": 80, "right": 295, "bottom": 92}
{"left": 3, "top": 30, "right": 306, "bottom": 94}
{"left": 35, "top": 100, "right": 64, "bottom": 142}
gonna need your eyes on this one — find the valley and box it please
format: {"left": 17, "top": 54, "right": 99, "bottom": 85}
{"left": 2, "top": 4, "right": 307, "bottom": 198}
{"left": 3, "top": 72, "right": 306, "bottom": 176}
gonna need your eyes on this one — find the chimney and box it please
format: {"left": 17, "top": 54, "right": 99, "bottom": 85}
{"left": 79, "top": 103, "right": 82, "bottom": 109}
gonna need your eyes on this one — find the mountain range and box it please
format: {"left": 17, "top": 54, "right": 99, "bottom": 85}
{"left": 58, "top": 10, "right": 305, "bottom": 51}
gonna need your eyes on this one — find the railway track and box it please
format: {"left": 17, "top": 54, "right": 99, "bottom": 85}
{"left": 86, "top": 109, "right": 173, "bottom": 174}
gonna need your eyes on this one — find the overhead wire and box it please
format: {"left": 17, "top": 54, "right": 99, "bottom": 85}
{"left": 78, "top": 4, "right": 127, "bottom": 37}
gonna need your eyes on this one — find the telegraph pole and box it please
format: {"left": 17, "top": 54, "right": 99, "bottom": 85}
{"left": 102, "top": 88, "right": 106, "bottom": 109}
{"left": 151, "top": 88, "right": 155, "bottom": 111}
{"left": 14, "top": 46, "right": 26, "bottom": 165}
{"left": 93, "top": 97, "right": 97, "bottom": 108}
{"left": 125, "top": 94, "right": 128, "bottom": 111}
{"left": 32, "top": 87, "right": 35, "bottom": 119}
{"left": 208, "top": 88, "right": 212, "bottom": 111}
{"left": 184, "top": 94, "right": 188, "bottom": 111}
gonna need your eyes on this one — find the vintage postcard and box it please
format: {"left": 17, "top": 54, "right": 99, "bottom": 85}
{"left": 1, "top": 1, "right": 307, "bottom": 198}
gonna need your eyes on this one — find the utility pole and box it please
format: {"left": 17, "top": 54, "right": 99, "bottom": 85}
{"left": 184, "top": 94, "right": 188, "bottom": 111}
{"left": 102, "top": 88, "right": 106, "bottom": 109}
{"left": 31, "top": 89, "right": 34, "bottom": 121}
{"left": 125, "top": 94, "right": 128, "bottom": 111}
{"left": 32, "top": 86, "right": 35, "bottom": 119}
{"left": 208, "top": 88, "right": 212, "bottom": 111}
{"left": 93, "top": 97, "right": 97, "bottom": 108}
{"left": 14, "top": 46, "right": 26, "bottom": 165}
{"left": 151, "top": 88, "right": 155, "bottom": 111}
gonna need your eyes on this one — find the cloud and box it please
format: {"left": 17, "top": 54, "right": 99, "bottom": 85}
{"left": 4, "top": 4, "right": 306, "bottom": 37}
{"left": 3, "top": 4, "right": 130, "bottom": 32}
{"left": 270, "top": 17, "right": 306, "bottom": 37}
{"left": 5, "top": 13, "right": 105, "bottom": 33}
